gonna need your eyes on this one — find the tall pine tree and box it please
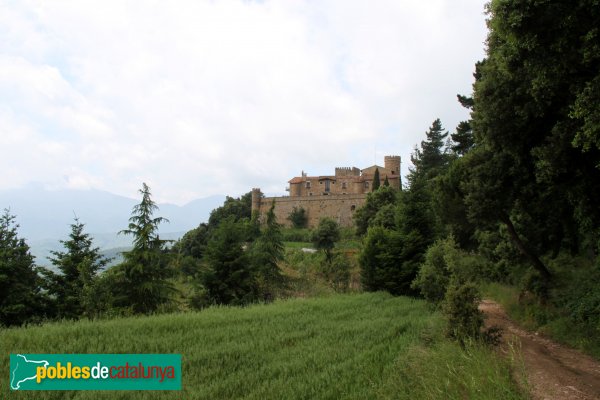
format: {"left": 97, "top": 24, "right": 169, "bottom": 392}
{"left": 116, "top": 183, "right": 174, "bottom": 313}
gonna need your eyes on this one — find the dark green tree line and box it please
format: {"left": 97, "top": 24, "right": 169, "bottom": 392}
{"left": 0, "top": 210, "right": 46, "bottom": 326}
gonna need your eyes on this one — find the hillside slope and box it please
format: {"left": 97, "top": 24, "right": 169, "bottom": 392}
{"left": 1, "top": 293, "right": 524, "bottom": 399}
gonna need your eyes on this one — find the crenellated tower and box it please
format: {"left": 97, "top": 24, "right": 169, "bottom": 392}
{"left": 384, "top": 155, "right": 401, "bottom": 176}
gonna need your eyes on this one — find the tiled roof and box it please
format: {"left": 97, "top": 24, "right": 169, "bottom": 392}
{"left": 318, "top": 176, "right": 336, "bottom": 181}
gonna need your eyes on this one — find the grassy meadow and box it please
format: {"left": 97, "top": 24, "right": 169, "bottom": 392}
{"left": 1, "top": 292, "right": 524, "bottom": 399}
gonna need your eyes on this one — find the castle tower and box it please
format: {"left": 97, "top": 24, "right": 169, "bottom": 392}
{"left": 384, "top": 155, "right": 401, "bottom": 176}
{"left": 251, "top": 188, "right": 262, "bottom": 213}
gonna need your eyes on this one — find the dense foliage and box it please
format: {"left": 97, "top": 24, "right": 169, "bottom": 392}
{"left": 0, "top": 210, "right": 46, "bottom": 326}
{"left": 287, "top": 206, "right": 308, "bottom": 229}
{"left": 355, "top": 0, "right": 600, "bottom": 345}
{"left": 44, "top": 218, "right": 109, "bottom": 319}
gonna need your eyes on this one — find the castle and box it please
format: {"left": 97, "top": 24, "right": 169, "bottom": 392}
{"left": 251, "top": 156, "right": 401, "bottom": 228}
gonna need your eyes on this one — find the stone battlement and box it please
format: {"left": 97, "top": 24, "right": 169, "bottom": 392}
{"left": 252, "top": 191, "right": 367, "bottom": 228}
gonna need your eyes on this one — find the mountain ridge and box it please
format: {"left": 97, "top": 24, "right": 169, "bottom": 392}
{"left": 0, "top": 186, "right": 225, "bottom": 263}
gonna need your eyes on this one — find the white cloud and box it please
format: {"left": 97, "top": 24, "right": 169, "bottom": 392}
{"left": 0, "top": 0, "right": 487, "bottom": 204}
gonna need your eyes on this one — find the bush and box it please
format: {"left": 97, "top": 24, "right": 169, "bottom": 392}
{"left": 413, "top": 237, "right": 493, "bottom": 305}
{"left": 442, "top": 280, "right": 484, "bottom": 344}
{"left": 412, "top": 239, "right": 451, "bottom": 304}
{"left": 312, "top": 218, "right": 340, "bottom": 261}
{"left": 287, "top": 206, "right": 308, "bottom": 229}
{"left": 320, "top": 252, "right": 350, "bottom": 292}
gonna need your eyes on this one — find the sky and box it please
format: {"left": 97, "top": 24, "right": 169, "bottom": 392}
{"left": 0, "top": 0, "right": 488, "bottom": 205}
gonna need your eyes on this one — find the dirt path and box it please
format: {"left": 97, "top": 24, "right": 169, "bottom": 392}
{"left": 480, "top": 299, "right": 600, "bottom": 400}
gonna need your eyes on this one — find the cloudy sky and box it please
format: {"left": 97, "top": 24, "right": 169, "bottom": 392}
{"left": 0, "top": 0, "right": 488, "bottom": 204}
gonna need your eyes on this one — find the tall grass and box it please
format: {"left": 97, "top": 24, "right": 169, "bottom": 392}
{"left": 1, "top": 293, "right": 525, "bottom": 399}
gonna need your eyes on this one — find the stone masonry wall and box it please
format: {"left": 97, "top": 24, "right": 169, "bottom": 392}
{"left": 255, "top": 193, "right": 367, "bottom": 228}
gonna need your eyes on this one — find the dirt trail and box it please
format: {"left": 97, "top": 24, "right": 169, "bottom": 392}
{"left": 480, "top": 300, "right": 600, "bottom": 400}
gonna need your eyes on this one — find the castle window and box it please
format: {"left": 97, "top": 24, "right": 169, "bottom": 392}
{"left": 342, "top": 182, "right": 347, "bottom": 189}
{"left": 351, "top": 205, "right": 356, "bottom": 211}
{"left": 364, "top": 181, "right": 370, "bottom": 189}
{"left": 306, "top": 181, "right": 311, "bottom": 188}
{"left": 309, "top": 192, "right": 313, "bottom": 196}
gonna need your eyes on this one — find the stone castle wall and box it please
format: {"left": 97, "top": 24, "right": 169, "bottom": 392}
{"left": 253, "top": 191, "right": 367, "bottom": 228}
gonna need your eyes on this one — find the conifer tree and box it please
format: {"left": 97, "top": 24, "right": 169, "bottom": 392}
{"left": 372, "top": 168, "right": 381, "bottom": 191}
{"left": 409, "top": 118, "right": 449, "bottom": 182}
{"left": 47, "top": 218, "right": 109, "bottom": 318}
{"left": 0, "top": 210, "right": 45, "bottom": 326}
{"left": 117, "top": 183, "right": 173, "bottom": 313}
{"left": 202, "top": 217, "right": 257, "bottom": 305}
{"left": 251, "top": 202, "right": 284, "bottom": 299}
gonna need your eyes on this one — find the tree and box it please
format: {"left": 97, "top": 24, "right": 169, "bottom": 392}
{"left": 46, "top": 218, "right": 109, "bottom": 319}
{"left": 383, "top": 175, "right": 390, "bottom": 187}
{"left": 359, "top": 226, "right": 419, "bottom": 296}
{"left": 312, "top": 218, "right": 340, "bottom": 262}
{"left": 0, "top": 210, "right": 46, "bottom": 326}
{"left": 353, "top": 186, "right": 397, "bottom": 235}
{"left": 287, "top": 206, "right": 308, "bottom": 229}
{"left": 116, "top": 183, "right": 174, "bottom": 313}
{"left": 432, "top": 157, "right": 477, "bottom": 249}
{"left": 176, "top": 223, "right": 209, "bottom": 259}
{"left": 372, "top": 168, "right": 381, "bottom": 191}
{"left": 251, "top": 202, "right": 284, "bottom": 299}
{"left": 201, "top": 217, "right": 257, "bottom": 305}
{"left": 359, "top": 120, "right": 450, "bottom": 297}
{"left": 409, "top": 118, "right": 449, "bottom": 181}
{"left": 208, "top": 192, "right": 252, "bottom": 230}
{"left": 464, "top": 0, "right": 600, "bottom": 282}
{"left": 451, "top": 94, "right": 476, "bottom": 156}
{"left": 171, "top": 223, "right": 209, "bottom": 277}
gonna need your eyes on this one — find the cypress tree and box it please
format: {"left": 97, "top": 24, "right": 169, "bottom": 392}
{"left": 372, "top": 168, "right": 381, "bottom": 191}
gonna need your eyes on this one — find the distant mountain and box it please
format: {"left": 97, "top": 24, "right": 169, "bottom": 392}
{"left": 0, "top": 185, "right": 225, "bottom": 265}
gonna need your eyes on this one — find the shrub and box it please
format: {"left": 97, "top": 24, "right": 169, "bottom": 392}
{"left": 320, "top": 252, "right": 350, "bottom": 292}
{"left": 442, "top": 280, "right": 484, "bottom": 344}
{"left": 287, "top": 206, "right": 308, "bottom": 229}
{"left": 412, "top": 239, "right": 450, "bottom": 304}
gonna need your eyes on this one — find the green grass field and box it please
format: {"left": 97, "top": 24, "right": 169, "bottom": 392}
{"left": 1, "top": 293, "right": 524, "bottom": 399}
